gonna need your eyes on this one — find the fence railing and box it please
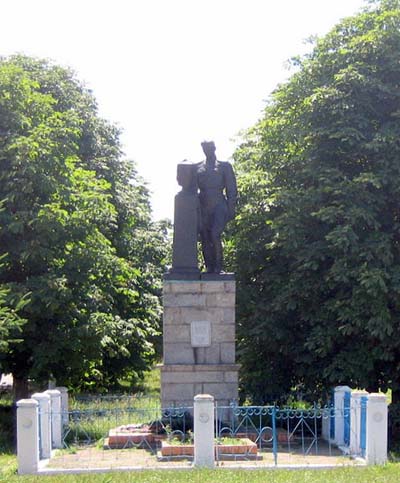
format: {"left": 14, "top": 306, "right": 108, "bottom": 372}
{"left": 16, "top": 386, "right": 389, "bottom": 474}
{"left": 63, "top": 405, "right": 193, "bottom": 453}
{"left": 215, "top": 403, "right": 351, "bottom": 465}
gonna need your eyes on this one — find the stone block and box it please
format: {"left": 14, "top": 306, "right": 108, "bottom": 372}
{"left": 162, "top": 372, "right": 191, "bottom": 384}
{"left": 180, "top": 307, "right": 213, "bottom": 323}
{"left": 205, "top": 294, "right": 217, "bottom": 307}
{"left": 194, "top": 364, "right": 240, "bottom": 372}
{"left": 162, "top": 371, "right": 224, "bottom": 384}
{"left": 162, "top": 383, "right": 195, "bottom": 401}
{"left": 200, "top": 281, "right": 225, "bottom": 293}
{"left": 163, "top": 283, "right": 173, "bottom": 294}
{"left": 194, "top": 347, "right": 206, "bottom": 364}
{"left": 163, "top": 343, "right": 194, "bottom": 364}
{"left": 220, "top": 343, "right": 235, "bottom": 364}
{"left": 203, "top": 382, "right": 238, "bottom": 401}
{"left": 215, "top": 292, "right": 236, "bottom": 307}
{"left": 163, "top": 307, "right": 182, "bottom": 324}
{"left": 163, "top": 325, "right": 190, "bottom": 343}
{"left": 212, "top": 325, "right": 235, "bottom": 342}
{"left": 159, "top": 364, "right": 194, "bottom": 372}
{"left": 164, "top": 293, "right": 206, "bottom": 308}
{"left": 222, "top": 308, "right": 235, "bottom": 323}
{"left": 171, "top": 282, "right": 201, "bottom": 293}
{"left": 160, "top": 364, "right": 240, "bottom": 408}
{"left": 224, "top": 371, "right": 238, "bottom": 383}
{"left": 224, "top": 282, "right": 236, "bottom": 293}
{"left": 204, "top": 344, "right": 220, "bottom": 364}
{"left": 206, "top": 293, "right": 235, "bottom": 308}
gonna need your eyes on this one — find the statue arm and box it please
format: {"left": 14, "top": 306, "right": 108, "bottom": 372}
{"left": 225, "top": 163, "right": 237, "bottom": 220}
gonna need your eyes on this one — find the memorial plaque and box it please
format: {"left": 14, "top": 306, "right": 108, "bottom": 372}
{"left": 191, "top": 321, "right": 211, "bottom": 347}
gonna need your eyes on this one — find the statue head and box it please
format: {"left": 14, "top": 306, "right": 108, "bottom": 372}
{"left": 201, "top": 140, "right": 216, "bottom": 159}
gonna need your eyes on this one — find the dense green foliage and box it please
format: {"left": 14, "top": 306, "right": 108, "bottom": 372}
{"left": 0, "top": 55, "right": 168, "bottom": 393}
{"left": 0, "top": 261, "right": 26, "bottom": 355}
{"left": 230, "top": 0, "right": 400, "bottom": 402}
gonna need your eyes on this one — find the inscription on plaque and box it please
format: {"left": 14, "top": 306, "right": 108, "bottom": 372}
{"left": 191, "top": 321, "right": 211, "bottom": 347}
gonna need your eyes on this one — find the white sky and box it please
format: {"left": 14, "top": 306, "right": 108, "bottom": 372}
{"left": 1, "top": 0, "right": 368, "bottom": 220}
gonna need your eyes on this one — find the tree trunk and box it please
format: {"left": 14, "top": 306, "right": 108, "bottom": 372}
{"left": 13, "top": 376, "right": 29, "bottom": 402}
{"left": 391, "top": 387, "right": 400, "bottom": 405}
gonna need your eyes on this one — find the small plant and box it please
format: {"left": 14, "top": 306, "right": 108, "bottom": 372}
{"left": 167, "top": 429, "right": 187, "bottom": 445}
{"left": 55, "top": 446, "right": 78, "bottom": 456}
{"left": 215, "top": 437, "right": 251, "bottom": 445}
{"left": 167, "top": 436, "right": 191, "bottom": 446}
{"left": 165, "top": 434, "right": 251, "bottom": 446}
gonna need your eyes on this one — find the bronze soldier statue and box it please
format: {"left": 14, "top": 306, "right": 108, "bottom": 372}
{"left": 167, "top": 141, "right": 237, "bottom": 279}
{"left": 196, "top": 141, "right": 237, "bottom": 274}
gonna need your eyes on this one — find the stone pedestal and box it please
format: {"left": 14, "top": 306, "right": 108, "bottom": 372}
{"left": 160, "top": 278, "right": 239, "bottom": 408}
{"left": 169, "top": 190, "right": 200, "bottom": 277}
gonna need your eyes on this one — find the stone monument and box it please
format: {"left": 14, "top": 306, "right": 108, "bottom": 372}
{"left": 160, "top": 141, "right": 240, "bottom": 408}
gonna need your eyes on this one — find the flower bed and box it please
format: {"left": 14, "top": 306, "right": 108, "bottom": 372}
{"left": 106, "top": 424, "right": 166, "bottom": 449}
{"left": 160, "top": 437, "right": 257, "bottom": 457}
{"left": 216, "top": 437, "right": 257, "bottom": 455}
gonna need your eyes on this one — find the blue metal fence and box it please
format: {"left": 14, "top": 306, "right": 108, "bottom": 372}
{"left": 215, "top": 403, "right": 340, "bottom": 465}
{"left": 360, "top": 396, "right": 367, "bottom": 458}
{"left": 48, "top": 397, "right": 355, "bottom": 469}
{"left": 330, "top": 390, "right": 335, "bottom": 440}
{"left": 62, "top": 403, "right": 193, "bottom": 458}
{"left": 343, "top": 391, "right": 351, "bottom": 446}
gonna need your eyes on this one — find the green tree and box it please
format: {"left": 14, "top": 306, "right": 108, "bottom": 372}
{"left": 0, "top": 268, "right": 26, "bottom": 358}
{"left": 0, "top": 55, "right": 168, "bottom": 397}
{"left": 0, "top": 201, "right": 26, "bottom": 357}
{"left": 231, "top": 0, "right": 400, "bottom": 403}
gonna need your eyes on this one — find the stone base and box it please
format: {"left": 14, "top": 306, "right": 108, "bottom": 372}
{"left": 163, "top": 279, "right": 236, "bottom": 365}
{"left": 161, "top": 278, "right": 239, "bottom": 409}
{"left": 160, "top": 363, "right": 240, "bottom": 408}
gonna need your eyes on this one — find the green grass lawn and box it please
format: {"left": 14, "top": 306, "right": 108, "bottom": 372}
{"left": 0, "top": 465, "right": 399, "bottom": 483}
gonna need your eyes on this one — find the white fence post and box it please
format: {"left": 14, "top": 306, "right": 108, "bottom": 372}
{"left": 46, "top": 389, "right": 62, "bottom": 449}
{"left": 56, "top": 386, "right": 69, "bottom": 427}
{"left": 31, "top": 392, "right": 52, "bottom": 459}
{"left": 334, "top": 385, "right": 351, "bottom": 447}
{"left": 349, "top": 390, "right": 367, "bottom": 457}
{"left": 17, "top": 399, "right": 39, "bottom": 475}
{"left": 365, "top": 393, "right": 388, "bottom": 465}
{"left": 194, "top": 394, "right": 215, "bottom": 468}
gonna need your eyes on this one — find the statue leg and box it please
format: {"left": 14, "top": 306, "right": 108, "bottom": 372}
{"left": 200, "top": 228, "right": 215, "bottom": 273}
{"left": 210, "top": 202, "right": 228, "bottom": 273}
{"left": 213, "top": 233, "right": 223, "bottom": 274}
